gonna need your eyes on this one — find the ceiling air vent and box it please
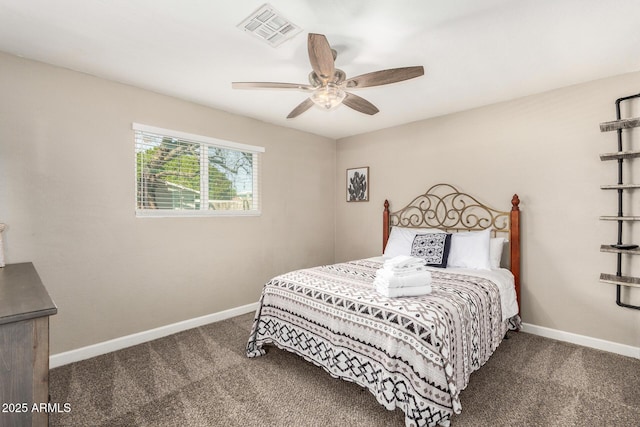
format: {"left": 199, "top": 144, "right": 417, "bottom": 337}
{"left": 237, "top": 3, "right": 302, "bottom": 47}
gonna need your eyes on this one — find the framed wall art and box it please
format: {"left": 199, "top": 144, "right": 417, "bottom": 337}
{"left": 346, "top": 167, "right": 369, "bottom": 202}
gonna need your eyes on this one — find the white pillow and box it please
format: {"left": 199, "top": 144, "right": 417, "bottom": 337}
{"left": 384, "top": 226, "right": 445, "bottom": 258}
{"left": 489, "top": 237, "right": 507, "bottom": 269}
{"left": 447, "top": 229, "right": 491, "bottom": 270}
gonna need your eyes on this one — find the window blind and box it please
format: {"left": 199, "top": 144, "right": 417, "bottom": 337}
{"left": 133, "top": 123, "right": 263, "bottom": 217}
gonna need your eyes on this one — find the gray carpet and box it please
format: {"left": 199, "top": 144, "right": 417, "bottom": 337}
{"left": 50, "top": 313, "right": 640, "bottom": 426}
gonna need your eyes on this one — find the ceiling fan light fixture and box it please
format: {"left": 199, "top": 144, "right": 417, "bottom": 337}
{"left": 232, "top": 33, "right": 424, "bottom": 118}
{"left": 311, "top": 83, "right": 346, "bottom": 110}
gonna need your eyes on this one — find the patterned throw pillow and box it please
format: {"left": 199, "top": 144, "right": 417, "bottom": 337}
{"left": 410, "top": 233, "right": 452, "bottom": 268}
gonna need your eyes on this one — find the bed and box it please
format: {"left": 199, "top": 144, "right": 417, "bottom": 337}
{"left": 246, "top": 184, "right": 521, "bottom": 427}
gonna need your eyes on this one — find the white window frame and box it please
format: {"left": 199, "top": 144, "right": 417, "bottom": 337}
{"left": 134, "top": 123, "right": 264, "bottom": 217}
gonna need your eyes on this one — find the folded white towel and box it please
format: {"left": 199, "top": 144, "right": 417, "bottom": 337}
{"left": 375, "top": 282, "right": 433, "bottom": 298}
{"left": 383, "top": 255, "right": 425, "bottom": 269}
{"left": 374, "top": 269, "right": 432, "bottom": 288}
{"left": 382, "top": 264, "right": 427, "bottom": 276}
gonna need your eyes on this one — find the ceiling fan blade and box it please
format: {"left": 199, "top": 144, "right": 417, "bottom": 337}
{"left": 232, "top": 82, "right": 314, "bottom": 91}
{"left": 308, "top": 33, "right": 335, "bottom": 82}
{"left": 287, "top": 98, "right": 315, "bottom": 119}
{"left": 342, "top": 92, "right": 379, "bottom": 115}
{"left": 344, "top": 66, "right": 424, "bottom": 89}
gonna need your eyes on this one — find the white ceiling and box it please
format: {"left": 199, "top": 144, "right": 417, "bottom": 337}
{"left": 1, "top": 0, "right": 639, "bottom": 139}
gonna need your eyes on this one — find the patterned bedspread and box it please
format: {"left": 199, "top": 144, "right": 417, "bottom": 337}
{"left": 246, "top": 259, "right": 520, "bottom": 427}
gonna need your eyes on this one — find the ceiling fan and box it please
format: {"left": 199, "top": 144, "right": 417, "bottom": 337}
{"left": 232, "top": 33, "right": 424, "bottom": 118}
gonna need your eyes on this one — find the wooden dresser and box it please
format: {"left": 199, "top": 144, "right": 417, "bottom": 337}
{"left": 0, "top": 263, "right": 57, "bottom": 427}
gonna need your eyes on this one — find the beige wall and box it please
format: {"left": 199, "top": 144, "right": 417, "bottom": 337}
{"left": 2, "top": 48, "right": 639, "bottom": 356}
{"left": 336, "top": 72, "right": 640, "bottom": 348}
{"left": 0, "top": 52, "right": 336, "bottom": 354}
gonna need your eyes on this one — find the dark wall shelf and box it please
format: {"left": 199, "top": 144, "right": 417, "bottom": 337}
{"left": 600, "top": 184, "right": 640, "bottom": 190}
{"left": 600, "top": 244, "right": 640, "bottom": 255}
{"left": 600, "top": 150, "right": 640, "bottom": 161}
{"left": 600, "top": 273, "right": 640, "bottom": 289}
{"left": 600, "top": 117, "right": 640, "bottom": 132}
{"left": 599, "top": 93, "right": 640, "bottom": 310}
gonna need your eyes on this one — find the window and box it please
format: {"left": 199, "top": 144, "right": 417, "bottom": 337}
{"left": 134, "top": 123, "right": 264, "bottom": 217}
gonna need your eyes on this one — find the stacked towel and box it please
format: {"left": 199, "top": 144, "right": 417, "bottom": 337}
{"left": 382, "top": 255, "right": 427, "bottom": 276}
{"left": 382, "top": 255, "right": 423, "bottom": 267}
{"left": 375, "top": 283, "right": 433, "bottom": 298}
{"left": 374, "top": 256, "right": 432, "bottom": 297}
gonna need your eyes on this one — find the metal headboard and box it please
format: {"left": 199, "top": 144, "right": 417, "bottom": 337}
{"left": 387, "top": 183, "right": 511, "bottom": 233}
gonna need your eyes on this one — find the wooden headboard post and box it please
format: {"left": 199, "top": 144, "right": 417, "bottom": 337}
{"left": 383, "top": 199, "right": 390, "bottom": 253}
{"left": 510, "top": 194, "right": 521, "bottom": 314}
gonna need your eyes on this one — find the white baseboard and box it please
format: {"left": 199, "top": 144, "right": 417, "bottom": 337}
{"left": 521, "top": 322, "right": 640, "bottom": 359}
{"left": 49, "top": 302, "right": 259, "bottom": 369}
